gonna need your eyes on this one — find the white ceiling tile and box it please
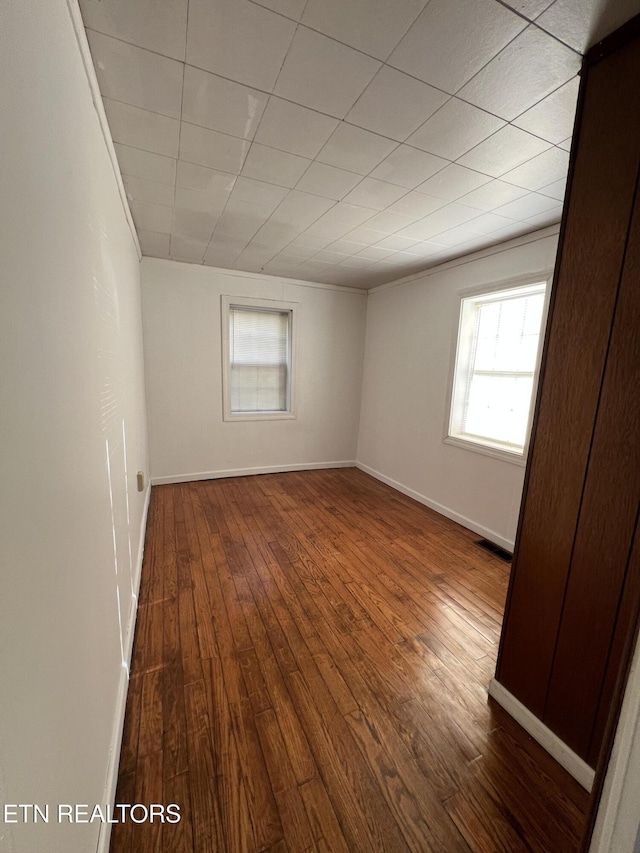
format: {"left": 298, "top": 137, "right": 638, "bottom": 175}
{"left": 396, "top": 202, "right": 481, "bottom": 240}
{"left": 115, "top": 144, "right": 176, "bottom": 185}
{"left": 343, "top": 178, "right": 407, "bottom": 210}
{"left": 428, "top": 226, "right": 478, "bottom": 247}
{"left": 229, "top": 177, "right": 289, "bottom": 213}
{"left": 213, "top": 200, "right": 268, "bottom": 241}
{"left": 458, "top": 26, "right": 581, "bottom": 120}
{"left": 129, "top": 199, "right": 173, "bottom": 233}
{"left": 293, "top": 260, "right": 336, "bottom": 278}
{"left": 186, "top": 0, "right": 296, "bottom": 90}
{"left": 535, "top": 0, "right": 592, "bottom": 51}
{"left": 87, "top": 31, "right": 183, "bottom": 119}
{"left": 253, "top": 0, "right": 307, "bottom": 21}
{"left": 241, "top": 144, "right": 311, "bottom": 188}
{"left": 364, "top": 210, "right": 417, "bottom": 232}
{"left": 407, "top": 98, "right": 506, "bottom": 160}
{"left": 123, "top": 175, "right": 175, "bottom": 207}
{"left": 179, "top": 123, "right": 251, "bottom": 174}
{"left": 369, "top": 145, "right": 448, "bottom": 189}
{"left": 176, "top": 160, "right": 236, "bottom": 193}
{"left": 501, "top": 146, "right": 569, "bottom": 190}
{"left": 457, "top": 125, "right": 551, "bottom": 177}
{"left": 137, "top": 229, "right": 171, "bottom": 257}
{"left": 461, "top": 211, "right": 520, "bottom": 235}
{"left": 273, "top": 27, "right": 381, "bottom": 119}
{"left": 558, "top": 137, "right": 572, "bottom": 151}
{"left": 181, "top": 66, "right": 268, "bottom": 142}
{"left": 172, "top": 208, "right": 219, "bottom": 241}
{"left": 301, "top": 0, "right": 428, "bottom": 60}
{"left": 288, "top": 233, "right": 335, "bottom": 250}
{"left": 387, "top": 191, "right": 448, "bottom": 219}
{"left": 316, "top": 123, "right": 397, "bottom": 175}
{"left": 387, "top": 0, "right": 526, "bottom": 93}
{"left": 512, "top": 75, "right": 580, "bottom": 144}
{"left": 374, "top": 234, "right": 421, "bottom": 251}
{"left": 254, "top": 98, "right": 339, "bottom": 158}
{"left": 79, "top": 0, "right": 188, "bottom": 60}
{"left": 303, "top": 203, "right": 378, "bottom": 238}
{"left": 416, "top": 163, "right": 491, "bottom": 200}
{"left": 356, "top": 246, "right": 397, "bottom": 260}
{"left": 170, "top": 235, "right": 208, "bottom": 263}
{"left": 174, "top": 184, "right": 231, "bottom": 216}
{"left": 270, "top": 191, "right": 335, "bottom": 229}
{"left": 343, "top": 225, "right": 389, "bottom": 244}
{"left": 312, "top": 249, "right": 350, "bottom": 264}
{"left": 345, "top": 67, "right": 448, "bottom": 142}
{"left": 500, "top": 0, "right": 555, "bottom": 17}
{"left": 493, "top": 191, "right": 561, "bottom": 220}
{"left": 103, "top": 98, "right": 180, "bottom": 157}
{"left": 327, "top": 238, "right": 370, "bottom": 255}
{"left": 539, "top": 176, "right": 567, "bottom": 200}
{"left": 457, "top": 179, "right": 529, "bottom": 211}
{"left": 295, "top": 163, "right": 363, "bottom": 200}
{"left": 524, "top": 204, "right": 564, "bottom": 227}
{"left": 204, "top": 239, "right": 246, "bottom": 266}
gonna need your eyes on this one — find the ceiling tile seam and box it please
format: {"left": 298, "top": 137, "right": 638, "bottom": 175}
{"left": 82, "top": 25, "right": 183, "bottom": 63}
{"left": 374, "top": 0, "right": 432, "bottom": 64}
{"left": 171, "top": 57, "right": 187, "bottom": 248}
{"left": 508, "top": 76, "right": 580, "bottom": 124}
{"left": 493, "top": 0, "right": 551, "bottom": 26}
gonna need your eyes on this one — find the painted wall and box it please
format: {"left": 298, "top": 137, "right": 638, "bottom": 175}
{"left": 0, "top": 3, "right": 149, "bottom": 852}
{"left": 357, "top": 230, "right": 559, "bottom": 550}
{"left": 141, "top": 258, "right": 367, "bottom": 483}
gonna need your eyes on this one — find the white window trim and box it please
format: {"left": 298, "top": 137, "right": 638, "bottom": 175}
{"left": 443, "top": 272, "right": 553, "bottom": 465}
{"left": 221, "top": 294, "right": 298, "bottom": 422}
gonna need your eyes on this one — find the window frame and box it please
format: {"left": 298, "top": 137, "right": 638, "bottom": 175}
{"left": 221, "top": 294, "right": 298, "bottom": 422}
{"left": 443, "top": 273, "right": 552, "bottom": 465}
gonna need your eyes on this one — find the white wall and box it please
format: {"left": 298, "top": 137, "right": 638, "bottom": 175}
{"left": 357, "top": 230, "right": 559, "bottom": 550}
{"left": 0, "top": 3, "right": 148, "bottom": 852}
{"left": 141, "top": 258, "right": 367, "bottom": 484}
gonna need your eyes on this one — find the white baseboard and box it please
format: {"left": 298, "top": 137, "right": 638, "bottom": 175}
{"left": 489, "top": 678, "right": 595, "bottom": 791}
{"left": 96, "top": 484, "right": 151, "bottom": 853}
{"left": 356, "top": 461, "right": 515, "bottom": 552}
{"left": 151, "top": 460, "right": 357, "bottom": 486}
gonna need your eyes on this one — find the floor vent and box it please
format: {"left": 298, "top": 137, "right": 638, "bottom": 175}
{"left": 476, "top": 539, "right": 513, "bottom": 562}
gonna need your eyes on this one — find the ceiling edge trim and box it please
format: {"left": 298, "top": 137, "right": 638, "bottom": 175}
{"left": 64, "top": 0, "right": 142, "bottom": 262}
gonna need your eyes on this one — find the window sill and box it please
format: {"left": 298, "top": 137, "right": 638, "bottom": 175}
{"left": 443, "top": 435, "right": 527, "bottom": 466}
{"left": 223, "top": 412, "right": 297, "bottom": 423}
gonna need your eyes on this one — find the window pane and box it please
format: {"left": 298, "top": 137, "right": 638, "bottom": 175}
{"left": 229, "top": 307, "right": 289, "bottom": 413}
{"left": 464, "top": 373, "right": 534, "bottom": 448}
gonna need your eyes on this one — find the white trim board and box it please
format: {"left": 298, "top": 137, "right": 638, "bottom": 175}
{"left": 96, "top": 484, "right": 151, "bottom": 853}
{"left": 151, "top": 460, "right": 357, "bottom": 486}
{"left": 65, "top": 0, "right": 141, "bottom": 262}
{"left": 356, "top": 461, "right": 514, "bottom": 553}
{"left": 489, "top": 678, "right": 595, "bottom": 791}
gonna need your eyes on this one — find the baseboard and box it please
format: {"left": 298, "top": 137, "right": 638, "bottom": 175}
{"left": 96, "top": 484, "right": 151, "bottom": 853}
{"left": 151, "top": 460, "right": 357, "bottom": 486}
{"left": 489, "top": 678, "right": 595, "bottom": 791}
{"left": 356, "top": 461, "right": 515, "bottom": 552}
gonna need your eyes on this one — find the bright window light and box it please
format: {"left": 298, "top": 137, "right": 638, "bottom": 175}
{"left": 448, "top": 281, "right": 548, "bottom": 456}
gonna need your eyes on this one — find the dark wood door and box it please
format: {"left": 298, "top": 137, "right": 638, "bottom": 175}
{"left": 495, "top": 22, "right": 640, "bottom": 767}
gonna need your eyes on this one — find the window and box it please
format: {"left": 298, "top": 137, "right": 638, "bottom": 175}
{"left": 446, "top": 278, "right": 549, "bottom": 460}
{"left": 221, "top": 296, "right": 296, "bottom": 421}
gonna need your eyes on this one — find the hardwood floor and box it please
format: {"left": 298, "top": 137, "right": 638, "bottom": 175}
{"left": 111, "top": 468, "right": 589, "bottom": 853}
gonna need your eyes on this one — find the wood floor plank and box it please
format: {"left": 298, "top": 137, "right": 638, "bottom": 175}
{"left": 111, "top": 469, "right": 588, "bottom": 853}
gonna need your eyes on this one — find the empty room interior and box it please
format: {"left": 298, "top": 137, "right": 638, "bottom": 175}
{"left": 3, "top": 0, "right": 640, "bottom": 851}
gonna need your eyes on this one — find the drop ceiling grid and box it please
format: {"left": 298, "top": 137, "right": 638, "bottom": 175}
{"left": 78, "top": 0, "right": 597, "bottom": 288}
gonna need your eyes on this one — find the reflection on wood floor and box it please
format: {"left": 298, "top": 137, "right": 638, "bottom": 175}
{"left": 110, "top": 468, "right": 588, "bottom": 853}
